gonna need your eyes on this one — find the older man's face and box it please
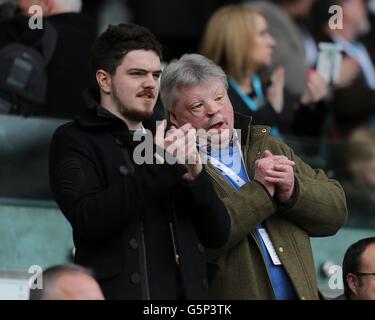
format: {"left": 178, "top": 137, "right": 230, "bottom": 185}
{"left": 170, "top": 80, "right": 234, "bottom": 147}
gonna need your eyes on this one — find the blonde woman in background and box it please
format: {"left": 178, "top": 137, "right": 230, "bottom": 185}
{"left": 201, "top": 4, "right": 326, "bottom": 136}
{"left": 201, "top": 5, "right": 287, "bottom": 136}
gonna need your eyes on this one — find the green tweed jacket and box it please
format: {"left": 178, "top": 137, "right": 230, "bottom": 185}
{"left": 205, "top": 115, "right": 348, "bottom": 300}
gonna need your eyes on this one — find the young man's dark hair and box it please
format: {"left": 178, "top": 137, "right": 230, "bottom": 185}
{"left": 90, "top": 23, "right": 162, "bottom": 76}
{"left": 343, "top": 237, "right": 375, "bottom": 299}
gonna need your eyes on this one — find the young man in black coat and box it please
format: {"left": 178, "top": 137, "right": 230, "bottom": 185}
{"left": 49, "top": 23, "right": 230, "bottom": 300}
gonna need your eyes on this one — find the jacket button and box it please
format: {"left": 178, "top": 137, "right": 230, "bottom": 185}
{"left": 129, "top": 238, "right": 138, "bottom": 250}
{"left": 115, "top": 138, "right": 123, "bottom": 146}
{"left": 257, "top": 151, "right": 261, "bottom": 155}
{"left": 197, "top": 243, "right": 204, "bottom": 254}
{"left": 278, "top": 247, "right": 284, "bottom": 253}
{"left": 130, "top": 273, "right": 141, "bottom": 284}
{"left": 119, "top": 165, "right": 128, "bottom": 176}
{"left": 301, "top": 296, "right": 306, "bottom": 300}
{"left": 261, "top": 128, "right": 267, "bottom": 133}
{"left": 202, "top": 279, "right": 208, "bottom": 290}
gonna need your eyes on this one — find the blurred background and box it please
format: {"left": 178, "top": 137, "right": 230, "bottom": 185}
{"left": 0, "top": 0, "right": 374, "bottom": 299}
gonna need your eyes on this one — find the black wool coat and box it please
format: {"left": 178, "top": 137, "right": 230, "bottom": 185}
{"left": 49, "top": 93, "right": 230, "bottom": 299}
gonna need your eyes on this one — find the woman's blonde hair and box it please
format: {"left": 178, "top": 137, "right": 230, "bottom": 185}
{"left": 200, "top": 5, "right": 263, "bottom": 82}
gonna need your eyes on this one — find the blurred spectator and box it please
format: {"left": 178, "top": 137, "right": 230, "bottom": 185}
{"left": 29, "top": 264, "right": 104, "bottom": 300}
{"left": 250, "top": 0, "right": 329, "bottom": 138}
{"left": 266, "top": 0, "right": 328, "bottom": 101}
{"left": 269, "top": 0, "right": 317, "bottom": 66}
{"left": 201, "top": 4, "right": 327, "bottom": 136}
{"left": 17, "top": 0, "right": 82, "bottom": 15}
{"left": 78, "top": 0, "right": 129, "bottom": 35}
{"left": 346, "top": 141, "right": 375, "bottom": 193}
{"left": 127, "top": 0, "right": 241, "bottom": 62}
{"left": 336, "top": 141, "right": 375, "bottom": 226}
{"left": 367, "top": 0, "right": 375, "bottom": 43}
{"left": 0, "top": 0, "right": 20, "bottom": 22}
{"left": 340, "top": 237, "right": 375, "bottom": 300}
{"left": 0, "top": 0, "right": 97, "bottom": 118}
{"left": 312, "top": 0, "right": 375, "bottom": 138}
{"left": 248, "top": 0, "right": 308, "bottom": 98}
{"left": 81, "top": 0, "right": 103, "bottom": 33}
{"left": 201, "top": 5, "right": 290, "bottom": 135}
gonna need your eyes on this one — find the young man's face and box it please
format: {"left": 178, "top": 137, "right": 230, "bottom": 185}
{"left": 110, "top": 49, "right": 161, "bottom": 123}
{"left": 170, "top": 80, "right": 235, "bottom": 147}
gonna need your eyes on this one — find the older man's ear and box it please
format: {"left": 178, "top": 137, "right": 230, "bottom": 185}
{"left": 169, "top": 111, "right": 179, "bottom": 127}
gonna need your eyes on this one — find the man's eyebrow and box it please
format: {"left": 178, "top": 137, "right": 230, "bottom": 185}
{"left": 214, "top": 86, "right": 224, "bottom": 94}
{"left": 127, "top": 68, "right": 162, "bottom": 73}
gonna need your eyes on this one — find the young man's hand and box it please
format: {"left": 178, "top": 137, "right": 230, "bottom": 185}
{"left": 154, "top": 120, "right": 202, "bottom": 181}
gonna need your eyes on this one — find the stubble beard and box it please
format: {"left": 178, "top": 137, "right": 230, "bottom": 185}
{"left": 112, "top": 85, "right": 154, "bottom": 122}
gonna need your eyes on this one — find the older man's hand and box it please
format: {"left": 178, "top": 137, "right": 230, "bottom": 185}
{"left": 262, "top": 150, "right": 295, "bottom": 203}
{"left": 254, "top": 151, "right": 277, "bottom": 196}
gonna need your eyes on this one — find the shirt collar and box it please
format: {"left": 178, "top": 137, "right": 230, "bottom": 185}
{"left": 198, "top": 129, "right": 240, "bottom": 156}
